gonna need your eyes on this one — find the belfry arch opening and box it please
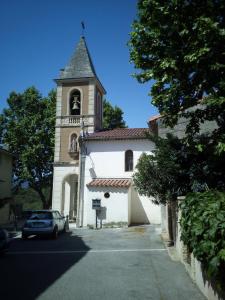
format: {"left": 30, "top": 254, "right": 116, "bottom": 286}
{"left": 70, "top": 89, "right": 81, "bottom": 115}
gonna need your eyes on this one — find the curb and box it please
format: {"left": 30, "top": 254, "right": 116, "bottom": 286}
{"left": 161, "top": 232, "right": 179, "bottom": 261}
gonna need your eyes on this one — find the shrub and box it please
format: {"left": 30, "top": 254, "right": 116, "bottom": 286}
{"left": 180, "top": 191, "right": 225, "bottom": 280}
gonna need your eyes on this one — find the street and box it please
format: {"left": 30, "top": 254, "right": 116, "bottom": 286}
{"left": 0, "top": 225, "right": 205, "bottom": 300}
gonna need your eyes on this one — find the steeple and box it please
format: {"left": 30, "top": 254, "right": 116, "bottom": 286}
{"left": 60, "top": 37, "right": 97, "bottom": 79}
{"left": 52, "top": 34, "right": 106, "bottom": 224}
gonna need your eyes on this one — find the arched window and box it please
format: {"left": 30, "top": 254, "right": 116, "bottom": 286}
{"left": 125, "top": 150, "right": 133, "bottom": 172}
{"left": 69, "top": 133, "right": 77, "bottom": 152}
{"left": 70, "top": 90, "right": 81, "bottom": 115}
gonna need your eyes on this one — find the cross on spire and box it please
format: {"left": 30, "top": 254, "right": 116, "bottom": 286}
{"left": 81, "top": 21, "right": 85, "bottom": 37}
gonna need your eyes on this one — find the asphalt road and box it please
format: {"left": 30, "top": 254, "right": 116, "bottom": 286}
{"left": 0, "top": 225, "right": 205, "bottom": 300}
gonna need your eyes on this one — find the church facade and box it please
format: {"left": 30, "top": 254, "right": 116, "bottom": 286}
{"left": 52, "top": 37, "right": 161, "bottom": 227}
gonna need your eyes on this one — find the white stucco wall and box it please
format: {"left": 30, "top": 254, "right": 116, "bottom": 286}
{"left": 85, "top": 139, "right": 155, "bottom": 178}
{"left": 83, "top": 187, "right": 128, "bottom": 226}
{"left": 130, "top": 185, "right": 161, "bottom": 224}
{"left": 82, "top": 139, "right": 161, "bottom": 226}
{"left": 52, "top": 165, "right": 79, "bottom": 215}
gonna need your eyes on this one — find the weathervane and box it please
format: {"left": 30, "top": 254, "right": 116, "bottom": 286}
{"left": 81, "top": 21, "right": 85, "bottom": 37}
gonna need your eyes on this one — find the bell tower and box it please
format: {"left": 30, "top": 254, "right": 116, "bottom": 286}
{"left": 52, "top": 36, "right": 106, "bottom": 219}
{"left": 54, "top": 36, "right": 106, "bottom": 163}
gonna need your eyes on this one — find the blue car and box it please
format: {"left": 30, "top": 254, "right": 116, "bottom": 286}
{"left": 22, "top": 210, "right": 67, "bottom": 239}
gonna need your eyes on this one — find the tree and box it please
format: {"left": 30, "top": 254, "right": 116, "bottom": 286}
{"left": 0, "top": 89, "right": 126, "bottom": 208}
{"left": 0, "top": 87, "right": 55, "bottom": 208}
{"left": 180, "top": 191, "right": 225, "bottom": 282}
{"left": 133, "top": 133, "right": 189, "bottom": 244}
{"left": 134, "top": 132, "right": 225, "bottom": 204}
{"left": 14, "top": 186, "right": 49, "bottom": 210}
{"left": 129, "top": 0, "right": 225, "bottom": 139}
{"left": 103, "top": 99, "right": 127, "bottom": 129}
{"left": 133, "top": 132, "right": 225, "bottom": 245}
{"left": 133, "top": 134, "right": 189, "bottom": 204}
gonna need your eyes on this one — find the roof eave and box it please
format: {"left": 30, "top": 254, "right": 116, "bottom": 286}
{"left": 54, "top": 76, "right": 94, "bottom": 84}
{"left": 86, "top": 178, "right": 132, "bottom": 188}
{"left": 84, "top": 136, "right": 148, "bottom": 142}
{"left": 54, "top": 76, "right": 106, "bottom": 94}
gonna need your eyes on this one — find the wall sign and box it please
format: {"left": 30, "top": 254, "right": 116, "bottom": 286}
{"left": 92, "top": 199, "right": 101, "bottom": 210}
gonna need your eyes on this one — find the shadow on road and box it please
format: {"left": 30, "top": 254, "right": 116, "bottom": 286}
{"left": 0, "top": 231, "right": 90, "bottom": 300}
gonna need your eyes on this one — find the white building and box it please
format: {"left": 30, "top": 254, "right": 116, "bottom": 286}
{"left": 81, "top": 128, "right": 161, "bottom": 227}
{"left": 52, "top": 36, "right": 161, "bottom": 227}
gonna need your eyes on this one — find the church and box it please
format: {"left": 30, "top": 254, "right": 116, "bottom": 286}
{"left": 51, "top": 36, "right": 161, "bottom": 227}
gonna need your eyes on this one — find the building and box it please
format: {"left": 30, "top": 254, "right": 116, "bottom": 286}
{"left": 0, "top": 146, "right": 13, "bottom": 224}
{"left": 52, "top": 36, "right": 105, "bottom": 221}
{"left": 81, "top": 128, "right": 161, "bottom": 227}
{"left": 148, "top": 108, "right": 217, "bottom": 139}
{"left": 52, "top": 36, "right": 161, "bottom": 227}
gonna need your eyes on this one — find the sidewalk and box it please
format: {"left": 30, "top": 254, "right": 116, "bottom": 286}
{"left": 161, "top": 230, "right": 180, "bottom": 261}
{"left": 1, "top": 219, "right": 24, "bottom": 239}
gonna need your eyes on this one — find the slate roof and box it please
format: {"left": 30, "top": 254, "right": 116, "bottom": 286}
{"left": 60, "top": 36, "right": 97, "bottom": 79}
{"left": 85, "top": 128, "right": 150, "bottom": 141}
{"left": 87, "top": 178, "right": 131, "bottom": 188}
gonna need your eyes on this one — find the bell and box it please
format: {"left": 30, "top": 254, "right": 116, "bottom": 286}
{"left": 72, "top": 101, "right": 79, "bottom": 110}
{"left": 72, "top": 96, "right": 80, "bottom": 110}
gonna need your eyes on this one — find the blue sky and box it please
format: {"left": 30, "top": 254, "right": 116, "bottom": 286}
{"left": 0, "top": 0, "right": 157, "bottom": 128}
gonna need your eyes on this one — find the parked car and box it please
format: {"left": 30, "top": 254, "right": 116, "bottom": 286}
{"left": 0, "top": 228, "right": 10, "bottom": 254}
{"left": 22, "top": 210, "right": 66, "bottom": 239}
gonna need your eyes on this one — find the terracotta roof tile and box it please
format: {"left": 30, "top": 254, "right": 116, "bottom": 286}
{"left": 87, "top": 178, "right": 131, "bottom": 188}
{"left": 85, "top": 128, "right": 149, "bottom": 141}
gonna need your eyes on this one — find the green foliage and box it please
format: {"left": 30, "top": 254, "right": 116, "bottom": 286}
{"left": 133, "top": 134, "right": 189, "bottom": 204}
{"left": 129, "top": 0, "right": 225, "bottom": 134}
{"left": 0, "top": 87, "right": 56, "bottom": 208}
{"left": 182, "top": 134, "right": 225, "bottom": 192}
{"left": 129, "top": 2, "right": 225, "bottom": 283}
{"left": 180, "top": 191, "right": 225, "bottom": 279}
{"left": 0, "top": 88, "right": 126, "bottom": 209}
{"left": 14, "top": 187, "right": 50, "bottom": 210}
{"left": 103, "top": 99, "right": 127, "bottom": 129}
{"left": 134, "top": 133, "right": 225, "bottom": 204}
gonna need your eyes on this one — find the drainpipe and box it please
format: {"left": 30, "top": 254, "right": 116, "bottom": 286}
{"left": 77, "top": 122, "right": 86, "bottom": 227}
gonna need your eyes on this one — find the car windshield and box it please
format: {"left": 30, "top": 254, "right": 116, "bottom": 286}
{"left": 29, "top": 212, "right": 53, "bottom": 220}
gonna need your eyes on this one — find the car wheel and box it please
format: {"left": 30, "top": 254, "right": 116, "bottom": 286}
{"left": 52, "top": 227, "right": 58, "bottom": 239}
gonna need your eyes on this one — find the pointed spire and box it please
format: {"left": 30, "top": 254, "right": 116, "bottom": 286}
{"left": 60, "top": 37, "right": 97, "bottom": 79}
